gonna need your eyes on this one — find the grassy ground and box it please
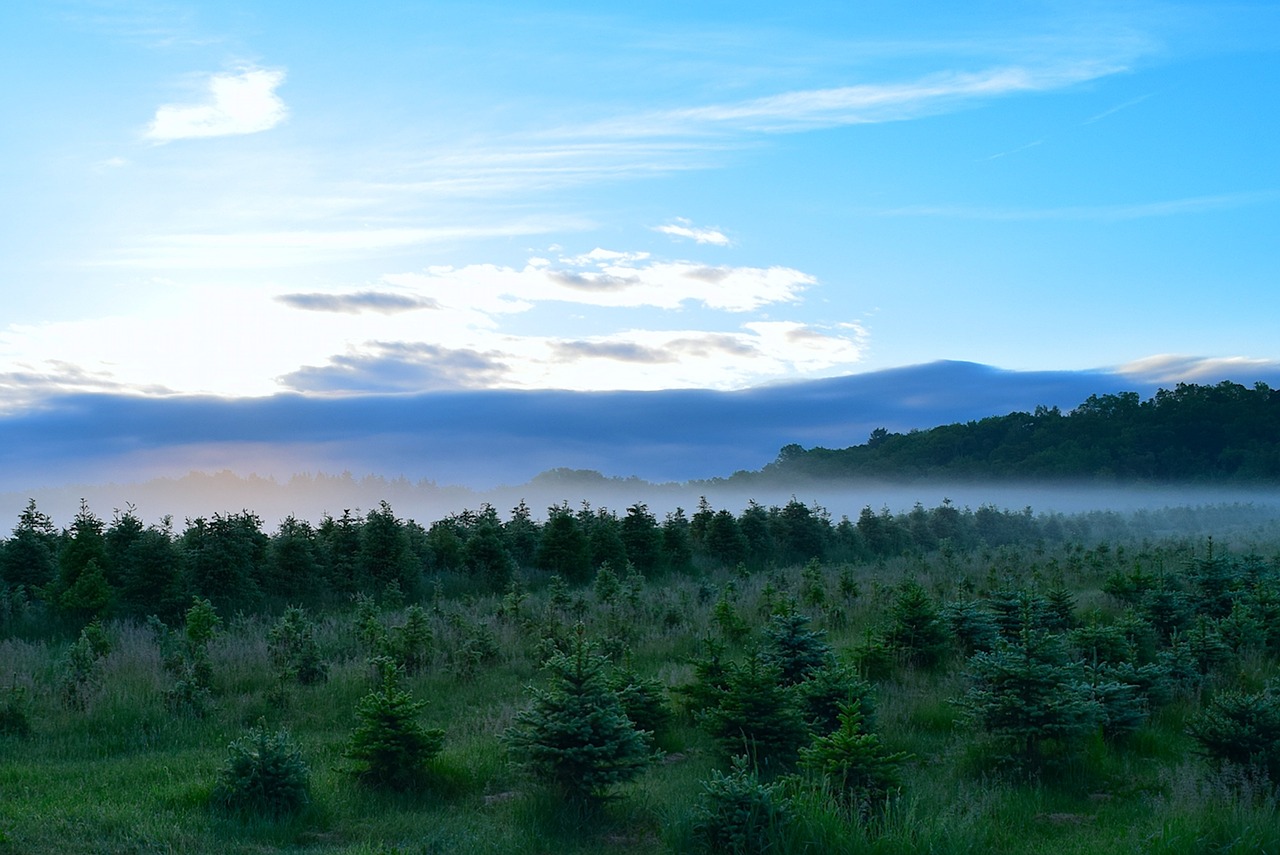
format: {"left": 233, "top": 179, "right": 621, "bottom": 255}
{"left": 2, "top": 531, "right": 1279, "bottom": 854}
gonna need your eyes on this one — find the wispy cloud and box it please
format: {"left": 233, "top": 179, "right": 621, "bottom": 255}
{"left": 103, "top": 219, "right": 585, "bottom": 268}
{"left": 144, "top": 67, "right": 287, "bottom": 142}
{"left": 1083, "top": 93, "right": 1153, "bottom": 125}
{"left": 1117, "top": 354, "right": 1280, "bottom": 384}
{"left": 577, "top": 62, "right": 1125, "bottom": 138}
{"left": 654, "top": 218, "right": 732, "bottom": 246}
{"left": 276, "top": 291, "right": 440, "bottom": 314}
{"left": 872, "top": 191, "right": 1280, "bottom": 222}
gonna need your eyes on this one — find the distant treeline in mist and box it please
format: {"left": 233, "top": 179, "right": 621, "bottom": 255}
{"left": 745, "top": 380, "right": 1280, "bottom": 483}
{"left": 2, "top": 493, "right": 1265, "bottom": 628}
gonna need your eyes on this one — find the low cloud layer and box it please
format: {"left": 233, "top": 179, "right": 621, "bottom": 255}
{"left": 6, "top": 360, "right": 1279, "bottom": 501}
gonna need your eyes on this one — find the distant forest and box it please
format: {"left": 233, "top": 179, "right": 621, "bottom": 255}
{"left": 0, "top": 491, "right": 1269, "bottom": 631}
{"left": 747, "top": 380, "right": 1280, "bottom": 482}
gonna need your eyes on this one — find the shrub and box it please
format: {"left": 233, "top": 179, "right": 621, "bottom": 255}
{"left": 0, "top": 680, "right": 31, "bottom": 737}
{"left": 386, "top": 604, "right": 433, "bottom": 676}
{"left": 504, "top": 626, "right": 650, "bottom": 802}
{"left": 796, "top": 661, "right": 875, "bottom": 736}
{"left": 798, "top": 699, "right": 907, "bottom": 815}
{"left": 960, "top": 615, "right": 1101, "bottom": 769}
{"left": 702, "top": 653, "right": 808, "bottom": 771}
{"left": 611, "top": 662, "right": 674, "bottom": 747}
{"left": 211, "top": 724, "right": 310, "bottom": 818}
{"left": 268, "top": 606, "right": 329, "bottom": 685}
{"left": 58, "top": 623, "right": 110, "bottom": 711}
{"left": 346, "top": 657, "right": 444, "bottom": 789}
{"left": 761, "top": 608, "right": 832, "bottom": 684}
{"left": 1188, "top": 686, "right": 1280, "bottom": 780}
{"left": 691, "top": 755, "right": 790, "bottom": 854}
{"left": 884, "top": 580, "right": 949, "bottom": 668}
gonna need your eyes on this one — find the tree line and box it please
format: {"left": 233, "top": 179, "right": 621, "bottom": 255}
{"left": 750, "top": 380, "right": 1280, "bottom": 482}
{"left": 0, "top": 494, "right": 1142, "bottom": 628}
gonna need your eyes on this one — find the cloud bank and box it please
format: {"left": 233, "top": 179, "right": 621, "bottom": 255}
{"left": 5, "top": 360, "right": 1280, "bottom": 501}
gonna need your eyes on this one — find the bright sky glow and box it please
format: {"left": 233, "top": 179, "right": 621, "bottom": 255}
{"left": 2, "top": 0, "right": 1279, "bottom": 404}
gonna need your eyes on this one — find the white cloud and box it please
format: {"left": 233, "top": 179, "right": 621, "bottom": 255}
{"left": 872, "top": 191, "right": 1280, "bottom": 222}
{"left": 577, "top": 62, "right": 1124, "bottom": 138}
{"left": 102, "top": 219, "right": 587, "bottom": 269}
{"left": 654, "top": 218, "right": 732, "bottom": 246}
{"left": 384, "top": 251, "right": 814, "bottom": 315}
{"left": 144, "top": 68, "right": 288, "bottom": 142}
{"left": 1116, "top": 354, "right": 1280, "bottom": 384}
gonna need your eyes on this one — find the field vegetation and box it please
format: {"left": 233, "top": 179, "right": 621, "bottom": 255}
{"left": 2, "top": 495, "right": 1279, "bottom": 853}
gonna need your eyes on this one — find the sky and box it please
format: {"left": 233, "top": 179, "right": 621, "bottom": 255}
{"left": 1, "top": 1, "right": 1279, "bottom": 507}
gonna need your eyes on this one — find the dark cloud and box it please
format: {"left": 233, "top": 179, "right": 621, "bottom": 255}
{"left": 546, "top": 271, "right": 639, "bottom": 291}
{"left": 668, "top": 334, "right": 759, "bottom": 358}
{"left": 552, "top": 341, "right": 675, "bottom": 364}
{"left": 276, "top": 291, "right": 439, "bottom": 314}
{"left": 784, "top": 325, "right": 834, "bottom": 344}
{"left": 5, "top": 360, "right": 1280, "bottom": 496}
{"left": 683, "top": 266, "right": 730, "bottom": 284}
{"left": 0, "top": 361, "right": 172, "bottom": 397}
{"left": 279, "top": 341, "right": 509, "bottom": 393}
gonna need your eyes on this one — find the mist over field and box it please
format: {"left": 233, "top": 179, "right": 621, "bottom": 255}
{"left": 5, "top": 359, "right": 1280, "bottom": 529}
{"left": 7, "top": 469, "right": 1280, "bottom": 534}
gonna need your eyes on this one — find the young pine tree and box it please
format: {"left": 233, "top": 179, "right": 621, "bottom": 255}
{"left": 961, "top": 607, "right": 1101, "bottom": 769}
{"left": 345, "top": 657, "right": 445, "bottom": 789}
{"left": 504, "top": 625, "right": 650, "bottom": 802}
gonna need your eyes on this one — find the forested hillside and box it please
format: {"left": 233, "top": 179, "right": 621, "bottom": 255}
{"left": 751, "top": 381, "right": 1280, "bottom": 482}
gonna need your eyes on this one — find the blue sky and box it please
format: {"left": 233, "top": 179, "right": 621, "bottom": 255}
{"left": 1, "top": 1, "right": 1279, "bottom": 501}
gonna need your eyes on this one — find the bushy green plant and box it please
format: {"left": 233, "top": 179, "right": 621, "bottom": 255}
{"left": 691, "top": 755, "right": 790, "bottom": 854}
{"left": 884, "top": 580, "right": 949, "bottom": 668}
{"left": 702, "top": 653, "right": 808, "bottom": 771}
{"left": 611, "top": 663, "right": 674, "bottom": 747}
{"left": 211, "top": 724, "right": 310, "bottom": 818}
{"left": 58, "top": 623, "right": 110, "bottom": 711}
{"left": 796, "top": 661, "right": 875, "bottom": 736}
{"left": 346, "top": 657, "right": 445, "bottom": 789}
{"left": 678, "top": 635, "right": 733, "bottom": 716}
{"left": 386, "top": 604, "right": 433, "bottom": 675}
{"left": 268, "top": 605, "right": 329, "bottom": 685}
{"left": 0, "top": 680, "right": 31, "bottom": 737}
{"left": 761, "top": 608, "right": 832, "bottom": 684}
{"left": 960, "top": 615, "right": 1101, "bottom": 769}
{"left": 504, "top": 626, "right": 650, "bottom": 802}
{"left": 1188, "top": 686, "right": 1280, "bottom": 780}
{"left": 941, "top": 598, "right": 1000, "bottom": 655}
{"left": 798, "top": 699, "right": 907, "bottom": 814}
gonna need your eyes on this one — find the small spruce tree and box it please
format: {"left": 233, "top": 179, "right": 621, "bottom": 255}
{"left": 212, "top": 723, "right": 310, "bottom": 818}
{"left": 702, "top": 653, "right": 808, "bottom": 771}
{"left": 798, "top": 699, "right": 908, "bottom": 815}
{"left": 504, "top": 625, "right": 650, "bottom": 802}
{"left": 346, "top": 657, "right": 444, "bottom": 789}
{"left": 268, "top": 606, "right": 329, "bottom": 685}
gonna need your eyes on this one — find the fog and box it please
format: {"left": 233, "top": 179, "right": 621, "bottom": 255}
{"left": 5, "top": 470, "right": 1278, "bottom": 532}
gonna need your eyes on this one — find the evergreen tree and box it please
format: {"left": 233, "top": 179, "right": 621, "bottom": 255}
{"left": 346, "top": 658, "right": 445, "bottom": 789}
{"left": 702, "top": 653, "right": 808, "bottom": 771}
{"left": 761, "top": 608, "right": 832, "bottom": 684}
{"left": 268, "top": 606, "right": 329, "bottom": 685}
{"left": 884, "top": 580, "right": 949, "bottom": 669}
{"left": 0, "top": 499, "right": 58, "bottom": 591}
{"left": 502, "top": 500, "right": 541, "bottom": 569}
{"left": 799, "top": 699, "right": 907, "bottom": 813}
{"left": 536, "top": 504, "right": 592, "bottom": 584}
{"left": 961, "top": 609, "right": 1101, "bottom": 768}
{"left": 504, "top": 626, "right": 650, "bottom": 802}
